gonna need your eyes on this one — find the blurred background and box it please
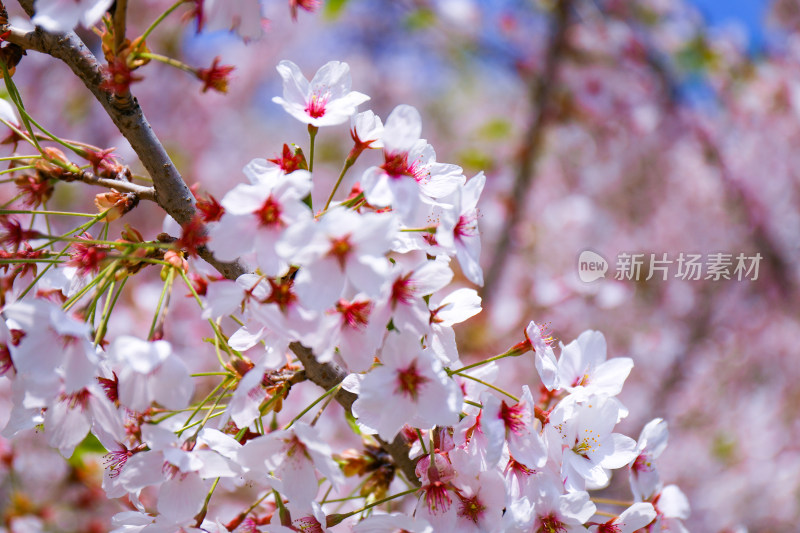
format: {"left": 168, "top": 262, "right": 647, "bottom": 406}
{"left": 1, "top": 0, "right": 799, "bottom": 531}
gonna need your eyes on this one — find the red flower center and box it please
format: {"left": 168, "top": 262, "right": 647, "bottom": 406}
{"left": 305, "top": 92, "right": 329, "bottom": 119}
{"left": 329, "top": 235, "right": 352, "bottom": 269}
{"left": 264, "top": 277, "right": 297, "bottom": 313}
{"left": 538, "top": 513, "right": 567, "bottom": 533}
{"left": 499, "top": 400, "right": 526, "bottom": 435}
{"left": 256, "top": 195, "right": 283, "bottom": 227}
{"left": 458, "top": 494, "right": 487, "bottom": 524}
{"left": 336, "top": 299, "right": 371, "bottom": 330}
{"left": 455, "top": 212, "right": 478, "bottom": 239}
{"left": 390, "top": 273, "right": 415, "bottom": 306}
{"left": 395, "top": 360, "right": 429, "bottom": 400}
{"left": 381, "top": 151, "right": 415, "bottom": 178}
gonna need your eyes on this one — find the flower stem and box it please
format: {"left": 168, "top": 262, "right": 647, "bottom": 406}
{"left": 323, "top": 157, "right": 355, "bottom": 211}
{"left": 94, "top": 276, "right": 127, "bottom": 346}
{"left": 591, "top": 497, "right": 635, "bottom": 507}
{"left": 136, "top": 52, "right": 197, "bottom": 75}
{"left": 148, "top": 268, "right": 174, "bottom": 340}
{"left": 194, "top": 477, "right": 220, "bottom": 528}
{"left": 1, "top": 61, "right": 43, "bottom": 154}
{"left": 457, "top": 373, "right": 519, "bottom": 402}
{"left": 326, "top": 488, "right": 418, "bottom": 527}
{"left": 308, "top": 124, "right": 319, "bottom": 173}
{"left": 179, "top": 270, "right": 243, "bottom": 360}
{"left": 140, "top": 0, "right": 187, "bottom": 42}
{"left": 0, "top": 209, "right": 98, "bottom": 218}
{"left": 284, "top": 383, "right": 339, "bottom": 430}
{"left": 0, "top": 165, "right": 35, "bottom": 175}
{"left": 447, "top": 345, "right": 523, "bottom": 376}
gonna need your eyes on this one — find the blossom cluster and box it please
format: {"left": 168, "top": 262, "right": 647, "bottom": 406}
{"left": 0, "top": 55, "right": 689, "bottom": 532}
{"left": 30, "top": 0, "right": 317, "bottom": 37}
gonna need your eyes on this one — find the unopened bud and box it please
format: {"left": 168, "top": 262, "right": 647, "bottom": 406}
{"left": 95, "top": 191, "right": 138, "bottom": 222}
{"left": 163, "top": 250, "right": 188, "bottom": 273}
{"left": 120, "top": 224, "right": 144, "bottom": 243}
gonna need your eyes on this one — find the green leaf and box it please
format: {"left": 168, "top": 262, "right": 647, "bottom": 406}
{"left": 457, "top": 149, "right": 492, "bottom": 172}
{"left": 324, "top": 0, "right": 349, "bottom": 20}
{"left": 405, "top": 8, "right": 436, "bottom": 31}
{"left": 68, "top": 432, "right": 106, "bottom": 468}
{"left": 478, "top": 118, "right": 512, "bottom": 140}
{"left": 675, "top": 35, "right": 718, "bottom": 73}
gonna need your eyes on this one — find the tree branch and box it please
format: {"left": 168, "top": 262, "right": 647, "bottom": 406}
{"left": 5, "top": 13, "right": 419, "bottom": 489}
{"left": 72, "top": 168, "right": 156, "bottom": 201}
{"left": 2, "top": 25, "right": 245, "bottom": 280}
{"left": 482, "top": 0, "right": 573, "bottom": 305}
{"left": 112, "top": 0, "right": 128, "bottom": 54}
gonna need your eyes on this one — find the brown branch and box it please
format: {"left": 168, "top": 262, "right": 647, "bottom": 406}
{"left": 74, "top": 169, "right": 156, "bottom": 201}
{"left": 482, "top": 0, "right": 573, "bottom": 306}
{"left": 112, "top": 0, "right": 128, "bottom": 54}
{"left": 17, "top": 0, "right": 33, "bottom": 17}
{"left": 6, "top": 10, "right": 419, "bottom": 489}
{"left": 3, "top": 25, "right": 245, "bottom": 280}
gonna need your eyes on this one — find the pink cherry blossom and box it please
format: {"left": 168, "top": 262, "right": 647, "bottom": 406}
{"left": 108, "top": 336, "right": 193, "bottom": 413}
{"left": 630, "top": 418, "right": 669, "bottom": 501}
{"left": 209, "top": 169, "right": 313, "bottom": 276}
{"left": 558, "top": 330, "right": 633, "bottom": 399}
{"left": 351, "top": 331, "right": 462, "bottom": 440}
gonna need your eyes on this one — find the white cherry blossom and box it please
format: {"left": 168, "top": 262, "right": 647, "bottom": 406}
{"left": 272, "top": 60, "right": 369, "bottom": 127}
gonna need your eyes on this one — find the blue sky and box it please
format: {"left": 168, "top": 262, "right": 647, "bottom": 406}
{"left": 690, "top": 0, "right": 768, "bottom": 50}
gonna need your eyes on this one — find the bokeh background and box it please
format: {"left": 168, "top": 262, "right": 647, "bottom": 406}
{"left": 1, "top": 0, "right": 799, "bottom": 531}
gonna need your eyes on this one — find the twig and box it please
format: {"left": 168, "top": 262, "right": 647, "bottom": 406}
{"left": 73, "top": 168, "right": 156, "bottom": 200}
{"left": 112, "top": 0, "right": 128, "bottom": 54}
{"left": 482, "top": 0, "right": 573, "bottom": 305}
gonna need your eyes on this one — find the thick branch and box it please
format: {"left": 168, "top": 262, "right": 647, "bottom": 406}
{"left": 3, "top": 25, "right": 245, "bottom": 280}
{"left": 482, "top": 0, "right": 573, "bottom": 305}
{"left": 289, "top": 342, "right": 420, "bottom": 487}
{"left": 7, "top": 8, "right": 418, "bottom": 492}
{"left": 6, "top": 27, "right": 193, "bottom": 219}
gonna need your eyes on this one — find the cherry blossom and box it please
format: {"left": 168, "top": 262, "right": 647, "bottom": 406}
{"left": 272, "top": 60, "right": 370, "bottom": 127}
{"left": 480, "top": 386, "right": 547, "bottom": 470}
{"left": 361, "top": 105, "right": 466, "bottom": 222}
{"left": 350, "top": 331, "right": 462, "bottom": 440}
{"left": 506, "top": 480, "right": 596, "bottom": 533}
{"left": 589, "top": 502, "right": 657, "bottom": 533}
{"left": 557, "top": 330, "right": 633, "bottom": 399}
{"left": 238, "top": 422, "right": 343, "bottom": 504}
{"left": 547, "top": 395, "right": 637, "bottom": 491}
{"left": 630, "top": 418, "right": 669, "bottom": 501}
{"left": 32, "top": 0, "right": 113, "bottom": 32}
{"left": 292, "top": 207, "right": 397, "bottom": 311}
{"left": 209, "top": 169, "right": 313, "bottom": 276}
{"left": 107, "top": 336, "right": 193, "bottom": 413}
{"left": 426, "top": 287, "right": 482, "bottom": 365}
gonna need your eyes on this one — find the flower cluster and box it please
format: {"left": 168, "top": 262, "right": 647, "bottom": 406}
{"left": 0, "top": 59, "right": 688, "bottom": 532}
